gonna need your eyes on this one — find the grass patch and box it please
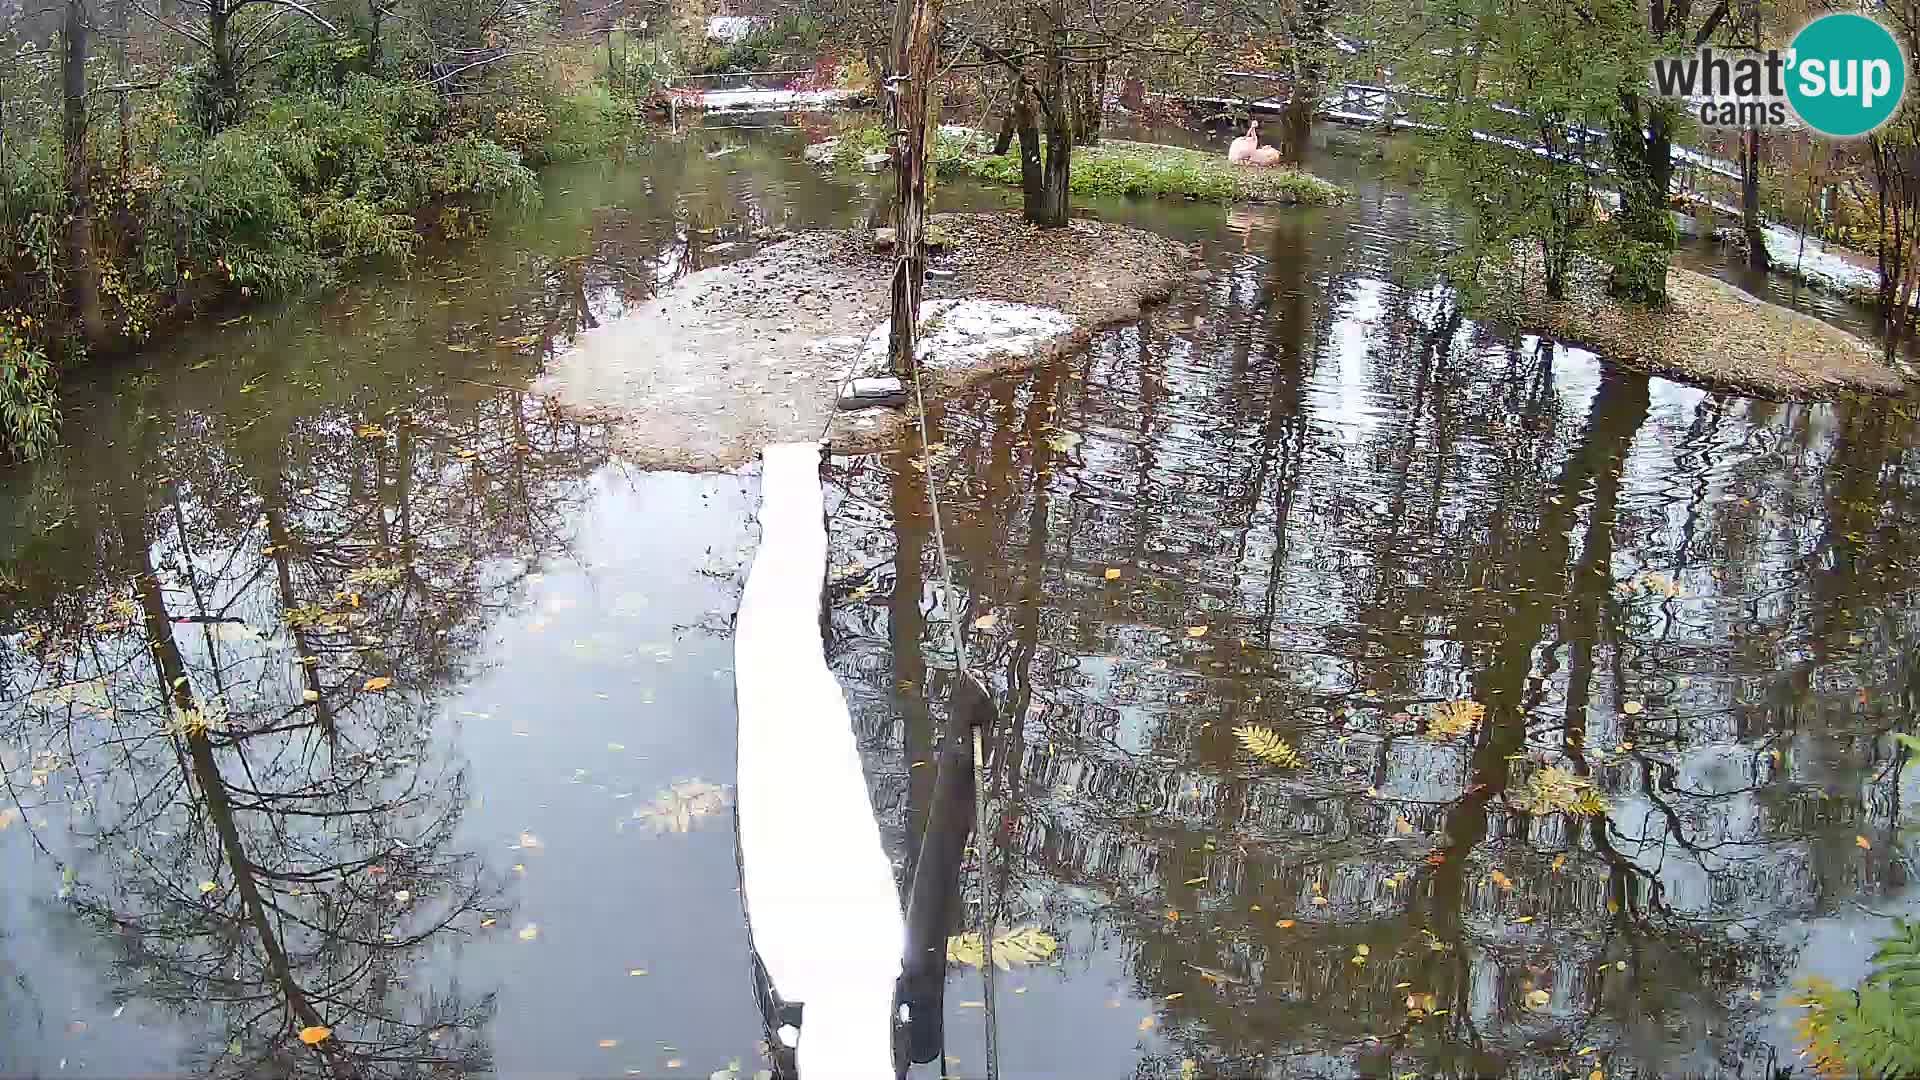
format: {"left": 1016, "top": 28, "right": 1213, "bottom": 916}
{"left": 824, "top": 126, "right": 1344, "bottom": 206}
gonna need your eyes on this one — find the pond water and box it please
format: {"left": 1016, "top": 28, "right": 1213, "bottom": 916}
{"left": 3, "top": 118, "right": 1918, "bottom": 1080}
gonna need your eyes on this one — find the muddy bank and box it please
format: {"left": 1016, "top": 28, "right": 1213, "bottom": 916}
{"left": 1509, "top": 263, "right": 1910, "bottom": 399}
{"left": 538, "top": 212, "right": 1191, "bottom": 470}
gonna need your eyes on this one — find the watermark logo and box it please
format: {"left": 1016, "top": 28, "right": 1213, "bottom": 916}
{"left": 1650, "top": 12, "right": 1907, "bottom": 137}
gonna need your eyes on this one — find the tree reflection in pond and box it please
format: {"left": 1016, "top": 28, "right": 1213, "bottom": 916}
{"left": 1, "top": 373, "right": 606, "bottom": 1075}
{"left": 828, "top": 198, "right": 1920, "bottom": 1078}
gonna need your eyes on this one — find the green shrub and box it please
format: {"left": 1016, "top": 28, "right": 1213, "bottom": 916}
{"left": 0, "top": 321, "right": 60, "bottom": 461}
{"left": 699, "top": 14, "right": 822, "bottom": 74}
{"left": 1795, "top": 919, "right": 1920, "bottom": 1078}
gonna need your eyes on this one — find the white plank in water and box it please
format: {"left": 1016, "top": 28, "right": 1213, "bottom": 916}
{"left": 735, "top": 442, "right": 903, "bottom": 1079}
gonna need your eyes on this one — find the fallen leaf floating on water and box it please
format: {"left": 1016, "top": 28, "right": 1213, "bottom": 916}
{"left": 1520, "top": 767, "right": 1608, "bottom": 817}
{"left": 392, "top": 890, "right": 411, "bottom": 903}
{"left": 517, "top": 831, "right": 544, "bottom": 850}
{"left": 1857, "top": 835, "right": 1872, "bottom": 850}
{"left": 1187, "top": 625, "right": 1208, "bottom": 638}
{"left": 1104, "top": 568, "right": 1122, "bottom": 581}
{"left": 298, "top": 1026, "right": 332, "bottom": 1045}
{"left": 199, "top": 881, "right": 218, "bottom": 895}
{"left": 517, "top": 923, "right": 539, "bottom": 941}
{"left": 1524, "top": 988, "right": 1551, "bottom": 1011}
{"left": 1233, "top": 725, "right": 1303, "bottom": 769}
{"left": 633, "top": 780, "right": 729, "bottom": 834}
{"left": 973, "top": 613, "right": 998, "bottom": 630}
{"left": 1138, "top": 1015, "right": 1156, "bottom": 1032}
{"left": 948, "top": 926, "right": 1059, "bottom": 970}
{"left": 1489, "top": 869, "right": 1515, "bottom": 892}
{"left": 362, "top": 676, "right": 393, "bottom": 692}
{"left": 598, "top": 1040, "right": 619, "bottom": 1049}
{"left": 1043, "top": 431, "right": 1082, "bottom": 452}
{"left": 1426, "top": 700, "right": 1484, "bottom": 740}
{"left": 1621, "top": 700, "right": 1645, "bottom": 715}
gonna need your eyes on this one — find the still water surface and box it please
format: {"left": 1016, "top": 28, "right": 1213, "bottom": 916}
{"left": 2, "top": 119, "right": 1917, "bottom": 1079}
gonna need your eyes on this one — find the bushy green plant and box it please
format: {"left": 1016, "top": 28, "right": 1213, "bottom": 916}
{"left": 0, "top": 321, "right": 60, "bottom": 461}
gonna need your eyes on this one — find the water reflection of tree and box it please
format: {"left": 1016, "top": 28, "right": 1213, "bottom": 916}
{"left": 833, "top": 196, "right": 1920, "bottom": 1078}
{"left": 1, "top": 376, "right": 607, "bottom": 1075}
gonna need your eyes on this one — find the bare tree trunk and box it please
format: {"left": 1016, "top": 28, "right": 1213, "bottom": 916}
{"left": 1741, "top": 126, "right": 1769, "bottom": 271}
{"left": 63, "top": 0, "right": 106, "bottom": 350}
{"left": 1014, "top": 78, "right": 1044, "bottom": 222}
{"left": 1033, "top": 26, "right": 1071, "bottom": 228}
{"left": 886, "top": 0, "right": 938, "bottom": 377}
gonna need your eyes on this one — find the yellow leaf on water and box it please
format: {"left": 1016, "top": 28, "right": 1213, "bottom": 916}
{"left": 947, "top": 927, "right": 1058, "bottom": 970}
{"left": 1427, "top": 700, "right": 1484, "bottom": 740}
{"left": 517, "top": 923, "right": 539, "bottom": 941}
{"left": 0, "top": 807, "right": 16, "bottom": 831}
{"left": 1394, "top": 815, "right": 1413, "bottom": 835}
{"left": 1489, "top": 869, "right": 1514, "bottom": 891}
{"left": 628, "top": 968, "right": 647, "bottom": 976}
{"left": 479, "top": 918, "right": 496, "bottom": 928}
{"left": 1234, "top": 725, "right": 1303, "bottom": 769}
{"left": 301, "top": 689, "right": 320, "bottom": 704}
{"left": 1104, "top": 568, "right": 1122, "bottom": 581}
{"left": 1187, "top": 625, "right": 1209, "bottom": 638}
{"left": 362, "top": 676, "right": 393, "bottom": 692}
{"left": 598, "top": 1040, "right": 619, "bottom": 1049}
{"left": 973, "top": 614, "right": 998, "bottom": 630}
{"left": 1525, "top": 988, "right": 1551, "bottom": 1010}
{"left": 1180, "top": 1060, "right": 1197, "bottom": 1080}
{"left": 298, "top": 1025, "right": 331, "bottom": 1045}
{"left": 1622, "top": 701, "right": 1644, "bottom": 715}
{"left": 1276, "top": 919, "right": 1296, "bottom": 928}
{"left": 199, "top": 881, "right": 218, "bottom": 894}
{"left": 1138, "top": 1015, "right": 1156, "bottom": 1032}
{"left": 1551, "top": 854, "right": 1568, "bottom": 873}
{"left": 1857, "top": 835, "right": 1872, "bottom": 850}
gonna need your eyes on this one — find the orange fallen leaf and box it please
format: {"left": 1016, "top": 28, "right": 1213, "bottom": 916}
{"left": 1187, "top": 625, "right": 1208, "bottom": 638}
{"left": 1276, "top": 919, "right": 1296, "bottom": 929}
{"left": 1138, "top": 1015, "right": 1156, "bottom": 1032}
{"left": 362, "top": 676, "right": 393, "bottom": 692}
{"left": 1857, "top": 835, "right": 1872, "bottom": 850}
{"left": 1104, "top": 568, "right": 1122, "bottom": 581}
{"left": 598, "top": 1039, "right": 619, "bottom": 1049}
{"left": 298, "top": 1025, "right": 332, "bottom": 1045}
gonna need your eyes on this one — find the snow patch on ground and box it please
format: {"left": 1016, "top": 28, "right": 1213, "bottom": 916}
{"left": 706, "top": 15, "right": 758, "bottom": 41}
{"left": 700, "top": 88, "right": 862, "bottom": 113}
{"left": 1758, "top": 225, "right": 1889, "bottom": 302}
{"left": 856, "top": 299, "right": 1076, "bottom": 371}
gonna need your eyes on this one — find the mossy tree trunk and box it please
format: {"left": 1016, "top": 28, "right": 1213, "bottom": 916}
{"left": 1277, "top": 0, "right": 1328, "bottom": 165}
{"left": 63, "top": 0, "right": 106, "bottom": 350}
{"left": 1607, "top": 92, "right": 1676, "bottom": 304}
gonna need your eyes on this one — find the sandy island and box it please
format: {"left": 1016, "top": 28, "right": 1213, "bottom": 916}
{"left": 538, "top": 212, "right": 1192, "bottom": 470}
{"left": 1508, "top": 261, "right": 1911, "bottom": 399}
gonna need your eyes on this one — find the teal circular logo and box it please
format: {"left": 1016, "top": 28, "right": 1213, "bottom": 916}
{"left": 1787, "top": 13, "right": 1907, "bottom": 137}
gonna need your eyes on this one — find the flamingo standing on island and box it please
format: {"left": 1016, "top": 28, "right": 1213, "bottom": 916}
{"left": 1227, "top": 120, "right": 1283, "bottom": 166}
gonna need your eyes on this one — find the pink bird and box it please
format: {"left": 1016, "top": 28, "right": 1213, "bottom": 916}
{"left": 1227, "top": 120, "right": 1283, "bottom": 166}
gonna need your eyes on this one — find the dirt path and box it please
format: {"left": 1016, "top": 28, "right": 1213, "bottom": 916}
{"left": 538, "top": 213, "right": 1192, "bottom": 471}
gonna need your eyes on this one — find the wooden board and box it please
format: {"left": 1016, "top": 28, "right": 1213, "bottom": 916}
{"left": 734, "top": 441, "right": 903, "bottom": 1078}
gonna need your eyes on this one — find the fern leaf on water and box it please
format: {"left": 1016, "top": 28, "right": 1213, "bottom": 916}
{"left": 1868, "top": 918, "right": 1920, "bottom": 994}
{"left": 1234, "top": 725, "right": 1303, "bottom": 769}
